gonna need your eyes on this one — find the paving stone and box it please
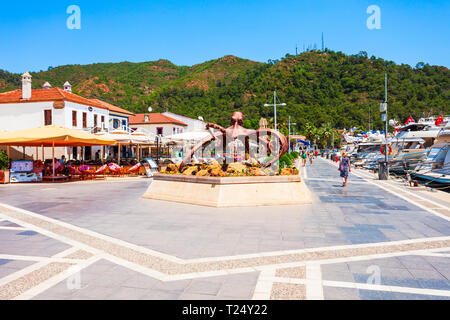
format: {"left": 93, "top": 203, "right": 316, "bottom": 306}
{"left": 323, "top": 286, "right": 360, "bottom": 300}
{"left": 358, "top": 289, "right": 397, "bottom": 300}
{"left": 398, "top": 256, "right": 436, "bottom": 271}
{"left": 141, "top": 289, "right": 181, "bottom": 300}
{"left": 184, "top": 280, "right": 222, "bottom": 296}
{"left": 178, "top": 293, "right": 217, "bottom": 300}
{"left": 392, "top": 292, "right": 450, "bottom": 300}
{"left": 407, "top": 268, "right": 447, "bottom": 280}
{"left": 105, "top": 287, "right": 149, "bottom": 300}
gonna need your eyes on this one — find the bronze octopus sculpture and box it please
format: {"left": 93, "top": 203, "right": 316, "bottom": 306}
{"left": 179, "top": 111, "right": 288, "bottom": 170}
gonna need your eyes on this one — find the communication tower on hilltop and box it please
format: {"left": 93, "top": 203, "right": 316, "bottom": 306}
{"left": 321, "top": 32, "right": 324, "bottom": 51}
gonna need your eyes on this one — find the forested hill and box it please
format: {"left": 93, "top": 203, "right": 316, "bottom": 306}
{"left": 1, "top": 51, "right": 449, "bottom": 133}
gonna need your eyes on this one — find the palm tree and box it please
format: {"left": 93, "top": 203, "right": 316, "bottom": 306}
{"left": 318, "top": 122, "right": 332, "bottom": 148}
{"left": 302, "top": 122, "right": 320, "bottom": 146}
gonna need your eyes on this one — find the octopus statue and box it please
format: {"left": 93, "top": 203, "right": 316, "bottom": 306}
{"left": 179, "top": 111, "right": 288, "bottom": 170}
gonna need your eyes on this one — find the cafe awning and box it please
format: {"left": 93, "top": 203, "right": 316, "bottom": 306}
{"left": 166, "top": 130, "right": 210, "bottom": 142}
{"left": 0, "top": 125, "right": 117, "bottom": 147}
{"left": 95, "top": 128, "right": 155, "bottom": 145}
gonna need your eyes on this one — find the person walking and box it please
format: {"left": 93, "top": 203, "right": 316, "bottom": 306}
{"left": 308, "top": 150, "right": 313, "bottom": 165}
{"left": 302, "top": 149, "right": 307, "bottom": 167}
{"left": 339, "top": 152, "right": 351, "bottom": 187}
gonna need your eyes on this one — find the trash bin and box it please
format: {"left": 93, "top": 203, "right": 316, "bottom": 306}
{"left": 378, "top": 161, "right": 388, "bottom": 180}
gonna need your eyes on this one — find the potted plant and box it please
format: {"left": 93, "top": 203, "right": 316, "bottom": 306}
{"left": 0, "top": 150, "right": 10, "bottom": 184}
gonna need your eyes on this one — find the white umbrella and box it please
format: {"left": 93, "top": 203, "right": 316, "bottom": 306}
{"left": 130, "top": 128, "right": 155, "bottom": 144}
{"left": 166, "top": 130, "right": 210, "bottom": 142}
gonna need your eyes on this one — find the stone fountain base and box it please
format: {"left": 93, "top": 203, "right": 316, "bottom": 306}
{"left": 142, "top": 173, "right": 312, "bottom": 207}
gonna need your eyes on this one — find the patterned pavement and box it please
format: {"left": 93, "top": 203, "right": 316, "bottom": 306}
{"left": 0, "top": 157, "right": 449, "bottom": 300}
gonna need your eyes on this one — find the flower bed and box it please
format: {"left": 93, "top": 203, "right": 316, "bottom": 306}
{"left": 160, "top": 159, "right": 299, "bottom": 177}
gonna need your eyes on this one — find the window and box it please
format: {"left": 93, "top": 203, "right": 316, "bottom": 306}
{"left": 101, "top": 115, "right": 105, "bottom": 123}
{"left": 156, "top": 127, "right": 163, "bottom": 136}
{"left": 94, "top": 114, "right": 98, "bottom": 127}
{"left": 72, "top": 111, "right": 77, "bottom": 127}
{"left": 82, "top": 112, "right": 87, "bottom": 128}
{"left": 122, "top": 119, "right": 127, "bottom": 129}
{"left": 44, "top": 110, "right": 52, "bottom": 125}
{"left": 113, "top": 119, "right": 120, "bottom": 129}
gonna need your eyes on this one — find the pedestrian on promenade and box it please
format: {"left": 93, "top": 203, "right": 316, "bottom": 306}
{"left": 308, "top": 150, "right": 313, "bottom": 165}
{"left": 338, "top": 152, "right": 351, "bottom": 187}
{"left": 302, "top": 149, "right": 307, "bottom": 166}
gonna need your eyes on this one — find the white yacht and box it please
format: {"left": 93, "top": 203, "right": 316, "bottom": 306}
{"left": 411, "top": 125, "right": 450, "bottom": 188}
{"left": 388, "top": 116, "right": 449, "bottom": 172}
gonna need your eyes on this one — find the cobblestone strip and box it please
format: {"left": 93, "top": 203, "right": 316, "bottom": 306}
{"left": 270, "top": 283, "right": 306, "bottom": 300}
{"left": 182, "top": 239, "right": 450, "bottom": 274}
{"left": 0, "top": 262, "right": 72, "bottom": 300}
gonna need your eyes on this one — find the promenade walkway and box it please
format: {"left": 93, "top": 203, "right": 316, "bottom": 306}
{"left": 0, "top": 157, "right": 449, "bottom": 300}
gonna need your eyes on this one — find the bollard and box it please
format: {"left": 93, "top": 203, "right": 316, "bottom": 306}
{"left": 378, "top": 161, "right": 388, "bottom": 180}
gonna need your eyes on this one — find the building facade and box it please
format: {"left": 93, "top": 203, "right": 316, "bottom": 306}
{"left": 162, "top": 111, "right": 206, "bottom": 132}
{"left": 0, "top": 73, "right": 134, "bottom": 160}
{"left": 129, "top": 113, "right": 187, "bottom": 137}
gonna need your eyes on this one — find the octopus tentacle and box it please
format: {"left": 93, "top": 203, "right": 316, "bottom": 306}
{"left": 206, "top": 123, "right": 226, "bottom": 134}
{"left": 256, "top": 128, "right": 289, "bottom": 168}
{"left": 179, "top": 131, "right": 224, "bottom": 170}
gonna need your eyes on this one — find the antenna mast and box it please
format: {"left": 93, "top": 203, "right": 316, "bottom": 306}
{"left": 321, "top": 32, "right": 324, "bottom": 51}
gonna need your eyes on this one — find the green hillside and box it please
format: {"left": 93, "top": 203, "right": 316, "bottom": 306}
{"left": 1, "top": 50, "right": 449, "bottom": 136}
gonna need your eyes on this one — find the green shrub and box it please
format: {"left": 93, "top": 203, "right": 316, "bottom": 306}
{"left": 0, "top": 150, "right": 10, "bottom": 170}
{"left": 290, "top": 151, "right": 299, "bottom": 159}
{"left": 279, "top": 154, "right": 292, "bottom": 168}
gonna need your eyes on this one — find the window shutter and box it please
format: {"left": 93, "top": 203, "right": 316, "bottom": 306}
{"left": 72, "top": 111, "right": 77, "bottom": 126}
{"left": 44, "top": 110, "right": 52, "bottom": 125}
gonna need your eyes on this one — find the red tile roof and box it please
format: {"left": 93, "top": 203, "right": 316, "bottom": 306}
{"left": 0, "top": 88, "right": 134, "bottom": 116}
{"left": 129, "top": 113, "right": 187, "bottom": 126}
{"left": 88, "top": 98, "right": 135, "bottom": 116}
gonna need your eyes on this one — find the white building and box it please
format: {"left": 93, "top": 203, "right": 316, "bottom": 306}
{"left": 0, "top": 72, "right": 134, "bottom": 160}
{"left": 88, "top": 98, "right": 134, "bottom": 131}
{"left": 162, "top": 111, "right": 206, "bottom": 132}
{"left": 129, "top": 113, "right": 188, "bottom": 137}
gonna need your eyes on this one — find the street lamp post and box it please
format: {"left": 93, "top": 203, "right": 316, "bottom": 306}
{"left": 379, "top": 73, "right": 389, "bottom": 180}
{"left": 156, "top": 134, "right": 160, "bottom": 166}
{"left": 288, "top": 116, "right": 296, "bottom": 153}
{"left": 384, "top": 73, "right": 388, "bottom": 167}
{"left": 264, "top": 91, "right": 286, "bottom": 131}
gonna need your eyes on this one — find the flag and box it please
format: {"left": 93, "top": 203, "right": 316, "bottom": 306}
{"left": 435, "top": 114, "right": 444, "bottom": 126}
{"left": 405, "top": 116, "right": 414, "bottom": 125}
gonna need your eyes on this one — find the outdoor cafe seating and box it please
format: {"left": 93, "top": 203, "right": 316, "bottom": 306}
{"left": 0, "top": 125, "right": 163, "bottom": 183}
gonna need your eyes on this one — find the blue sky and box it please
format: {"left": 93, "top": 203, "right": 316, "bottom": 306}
{"left": 0, "top": 0, "right": 448, "bottom": 73}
